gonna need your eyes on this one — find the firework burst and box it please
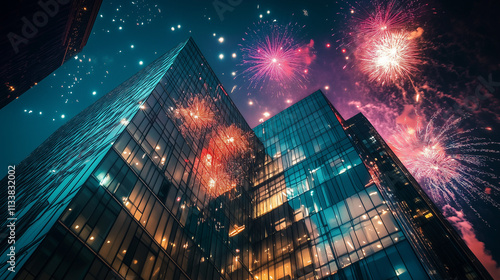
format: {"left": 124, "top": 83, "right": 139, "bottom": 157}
{"left": 389, "top": 112, "right": 500, "bottom": 217}
{"left": 174, "top": 95, "right": 215, "bottom": 135}
{"left": 198, "top": 148, "right": 237, "bottom": 197}
{"left": 360, "top": 30, "right": 420, "bottom": 84}
{"left": 210, "top": 124, "right": 252, "bottom": 158}
{"left": 358, "top": 1, "right": 410, "bottom": 38}
{"left": 240, "top": 21, "right": 314, "bottom": 94}
{"left": 344, "top": 0, "right": 423, "bottom": 88}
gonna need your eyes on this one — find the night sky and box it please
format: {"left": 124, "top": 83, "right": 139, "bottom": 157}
{"left": 1, "top": 0, "right": 499, "bottom": 277}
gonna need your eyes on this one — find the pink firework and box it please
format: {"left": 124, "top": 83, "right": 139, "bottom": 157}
{"left": 389, "top": 113, "right": 499, "bottom": 213}
{"left": 240, "top": 22, "right": 314, "bottom": 92}
{"left": 358, "top": 1, "right": 411, "bottom": 38}
{"left": 350, "top": 0, "right": 423, "bottom": 86}
{"left": 359, "top": 30, "right": 420, "bottom": 84}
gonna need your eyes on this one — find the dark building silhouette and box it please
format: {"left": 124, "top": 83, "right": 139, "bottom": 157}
{"left": 0, "top": 0, "right": 103, "bottom": 109}
{"left": 0, "top": 38, "right": 491, "bottom": 280}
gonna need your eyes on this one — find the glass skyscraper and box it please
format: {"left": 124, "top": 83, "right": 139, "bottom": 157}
{"left": 1, "top": 0, "right": 103, "bottom": 109}
{"left": 0, "top": 38, "right": 491, "bottom": 280}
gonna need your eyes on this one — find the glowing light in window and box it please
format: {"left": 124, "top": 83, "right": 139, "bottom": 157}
{"left": 229, "top": 225, "right": 246, "bottom": 237}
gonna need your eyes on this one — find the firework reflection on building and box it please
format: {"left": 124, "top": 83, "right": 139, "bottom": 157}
{"left": 172, "top": 94, "right": 253, "bottom": 198}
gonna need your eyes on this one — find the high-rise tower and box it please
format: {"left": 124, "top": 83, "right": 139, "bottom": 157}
{"left": 0, "top": 0, "right": 103, "bottom": 109}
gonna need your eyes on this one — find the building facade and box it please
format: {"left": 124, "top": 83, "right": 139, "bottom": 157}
{"left": 0, "top": 38, "right": 491, "bottom": 280}
{"left": 0, "top": 0, "right": 103, "bottom": 109}
{"left": 345, "top": 113, "right": 492, "bottom": 279}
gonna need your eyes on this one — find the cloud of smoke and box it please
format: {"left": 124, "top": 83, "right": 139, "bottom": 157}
{"left": 348, "top": 100, "right": 400, "bottom": 139}
{"left": 302, "top": 39, "right": 316, "bottom": 66}
{"left": 395, "top": 104, "right": 419, "bottom": 128}
{"left": 442, "top": 205, "right": 500, "bottom": 279}
{"left": 408, "top": 27, "right": 424, "bottom": 40}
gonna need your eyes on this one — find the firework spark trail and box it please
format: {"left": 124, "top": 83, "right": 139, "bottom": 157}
{"left": 239, "top": 21, "right": 314, "bottom": 94}
{"left": 389, "top": 112, "right": 500, "bottom": 221}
